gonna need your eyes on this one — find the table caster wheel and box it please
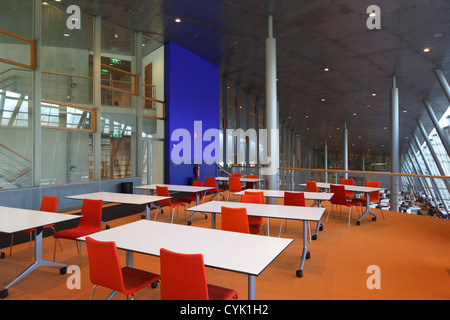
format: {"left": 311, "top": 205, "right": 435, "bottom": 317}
{"left": 312, "top": 235, "right": 317, "bottom": 240}
{"left": 187, "top": 221, "right": 192, "bottom": 226}
{"left": 0, "top": 251, "right": 5, "bottom": 259}
{"left": 306, "top": 252, "right": 311, "bottom": 259}
{"left": 0, "top": 289, "right": 8, "bottom": 299}
{"left": 372, "top": 217, "right": 377, "bottom": 221}
{"left": 296, "top": 270, "right": 303, "bottom": 278}
{"left": 356, "top": 221, "right": 361, "bottom": 226}
{"left": 151, "top": 281, "right": 158, "bottom": 289}
{"left": 319, "top": 225, "right": 323, "bottom": 231}
{"left": 60, "top": 267, "right": 67, "bottom": 275}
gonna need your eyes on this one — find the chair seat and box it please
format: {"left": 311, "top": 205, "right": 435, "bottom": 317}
{"left": 122, "top": 267, "right": 160, "bottom": 295}
{"left": 54, "top": 226, "right": 100, "bottom": 240}
{"left": 248, "top": 216, "right": 263, "bottom": 235}
{"left": 169, "top": 200, "right": 187, "bottom": 208}
{"left": 20, "top": 224, "right": 55, "bottom": 235}
{"left": 207, "top": 284, "right": 238, "bottom": 300}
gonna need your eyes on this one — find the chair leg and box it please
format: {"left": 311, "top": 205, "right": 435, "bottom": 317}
{"left": 90, "top": 284, "right": 98, "bottom": 300}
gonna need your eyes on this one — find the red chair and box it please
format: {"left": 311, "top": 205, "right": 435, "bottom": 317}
{"left": 221, "top": 206, "right": 250, "bottom": 234}
{"left": 326, "top": 185, "right": 359, "bottom": 227}
{"left": 155, "top": 186, "right": 186, "bottom": 224}
{"left": 205, "top": 177, "right": 224, "bottom": 201}
{"left": 241, "top": 192, "right": 264, "bottom": 235}
{"left": 10, "top": 196, "right": 59, "bottom": 257}
{"left": 245, "top": 174, "right": 258, "bottom": 189}
{"left": 339, "top": 178, "right": 355, "bottom": 200}
{"left": 281, "top": 192, "right": 306, "bottom": 237}
{"left": 53, "top": 199, "right": 103, "bottom": 261}
{"left": 353, "top": 180, "right": 385, "bottom": 220}
{"left": 160, "top": 248, "right": 238, "bottom": 300}
{"left": 226, "top": 176, "right": 242, "bottom": 201}
{"left": 306, "top": 181, "right": 319, "bottom": 206}
{"left": 179, "top": 181, "right": 205, "bottom": 206}
{"left": 86, "top": 237, "right": 160, "bottom": 300}
{"left": 231, "top": 173, "right": 242, "bottom": 177}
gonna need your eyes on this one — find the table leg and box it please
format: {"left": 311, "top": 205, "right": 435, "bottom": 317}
{"left": 357, "top": 192, "right": 377, "bottom": 225}
{"left": 145, "top": 203, "right": 151, "bottom": 220}
{"left": 312, "top": 200, "right": 323, "bottom": 240}
{"left": 211, "top": 213, "right": 216, "bottom": 229}
{"left": 248, "top": 275, "right": 256, "bottom": 300}
{"left": 1, "top": 227, "right": 67, "bottom": 299}
{"left": 126, "top": 250, "right": 133, "bottom": 267}
{"left": 296, "top": 221, "right": 310, "bottom": 278}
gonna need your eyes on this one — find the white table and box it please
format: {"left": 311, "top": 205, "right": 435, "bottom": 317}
{"left": 78, "top": 220, "right": 293, "bottom": 300}
{"left": 186, "top": 201, "right": 324, "bottom": 278}
{"left": 300, "top": 182, "right": 385, "bottom": 225}
{"left": 0, "top": 206, "right": 80, "bottom": 299}
{"left": 65, "top": 192, "right": 171, "bottom": 221}
{"left": 134, "top": 184, "right": 214, "bottom": 206}
{"left": 234, "top": 189, "right": 333, "bottom": 239}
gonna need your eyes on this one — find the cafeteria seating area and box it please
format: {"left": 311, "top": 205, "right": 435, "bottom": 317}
{"left": 1, "top": 0, "right": 450, "bottom": 302}
{"left": 1, "top": 185, "right": 449, "bottom": 300}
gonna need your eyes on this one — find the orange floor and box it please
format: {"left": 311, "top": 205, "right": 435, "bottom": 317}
{"left": 1, "top": 196, "right": 449, "bottom": 300}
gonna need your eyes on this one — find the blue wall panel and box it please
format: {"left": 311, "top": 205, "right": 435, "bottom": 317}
{"left": 164, "top": 42, "right": 220, "bottom": 185}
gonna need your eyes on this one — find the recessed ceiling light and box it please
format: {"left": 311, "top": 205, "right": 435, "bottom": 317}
{"left": 423, "top": 47, "right": 430, "bottom": 53}
{"left": 321, "top": 98, "right": 326, "bottom": 102}
{"left": 324, "top": 67, "right": 330, "bottom": 72}
{"left": 114, "top": 34, "right": 119, "bottom": 38}
{"left": 42, "top": 1, "right": 49, "bottom": 5}
{"left": 64, "top": 33, "right": 70, "bottom": 37}
{"left": 372, "top": 93, "right": 377, "bottom": 96}
{"left": 369, "top": 11, "right": 376, "bottom": 17}
{"left": 55, "top": 0, "right": 62, "bottom": 2}
{"left": 403, "top": 110, "right": 407, "bottom": 113}
{"left": 353, "top": 113, "right": 357, "bottom": 116}
{"left": 175, "top": 18, "right": 181, "bottom": 23}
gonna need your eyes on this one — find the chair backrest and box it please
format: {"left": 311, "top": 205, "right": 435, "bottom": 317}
{"left": 205, "top": 177, "right": 217, "bottom": 188}
{"left": 40, "top": 196, "right": 58, "bottom": 212}
{"left": 86, "top": 237, "right": 125, "bottom": 293}
{"left": 160, "top": 248, "right": 209, "bottom": 300}
{"left": 79, "top": 199, "right": 103, "bottom": 230}
{"left": 221, "top": 206, "right": 250, "bottom": 234}
{"left": 228, "top": 177, "right": 242, "bottom": 192}
{"left": 242, "top": 192, "right": 264, "bottom": 204}
{"left": 366, "top": 181, "right": 381, "bottom": 202}
{"left": 284, "top": 192, "right": 306, "bottom": 207}
{"left": 231, "top": 173, "right": 242, "bottom": 177}
{"left": 245, "top": 174, "right": 258, "bottom": 188}
{"left": 156, "top": 186, "right": 172, "bottom": 206}
{"left": 247, "top": 175, "right": 257, "bottom": 179}
{"left": 305, "top": 181, "right": 318, "bottom": 193}
{"left": 192, "top": 181, "right": 204, "bottom": 199}
{"left": 339, "top": 178, "right": 354, "bottom": 197}
{"left": 330, "top": 185, "right": 348, "bottom": 206}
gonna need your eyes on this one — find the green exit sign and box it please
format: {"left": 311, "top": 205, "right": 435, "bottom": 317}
{"left": 111, "top": 132, "right": 122, "bottom": 138}
{"left": 110, "top": 59, "right": 121, "bottom": 64}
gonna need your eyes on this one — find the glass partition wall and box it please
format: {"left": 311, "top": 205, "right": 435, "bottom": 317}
{"left": 0, "top": 0, "right": 165, "bottom": 190}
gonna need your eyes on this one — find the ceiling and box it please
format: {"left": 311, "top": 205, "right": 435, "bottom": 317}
{"left": 52, "top": 0, "right": 450, "bottom": 156}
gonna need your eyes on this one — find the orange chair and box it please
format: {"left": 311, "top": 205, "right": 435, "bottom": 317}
{"left": 179, "top": 181, "right": 205, "bottom": 206}
{"left": 53, "top": 199, "right": 103, "bottom": 261}
{"left": 226, "top": 176, "right": 242, "bottom": 201}
{"left": 245, "top": 174, "right": 258, "bottom": 189}
{"left": 205, "top": 177, "right": 225, "bottom": 201}
{"left": 160, "top": 248, "right": 238, "bottom": 300}
{"left": 221, "top": 206, "right": 250, "bottom": 234}
{"left": 305, "top": 181, "right": 319, "bottom": 206}
{"left": 242, "top": 192, "right": 264, "bottom": 235}
{"left": 86, "top": 237, "right": 160, "bottom": 300}
{"left": 155, "top": 186, "right": 187, "bottom": 224}
{"left": 339, "top": 178, "right": 355, "bottom": 199}
{"left": 280, "top": 192, "right": 307, "bottom": 237}
{"left": 10, "top": 195, "right": 58, "bottom": 256}
{"left": 353, "top": 180, "right": 385, "bottom": 220}
{"left": 326, "top": 185, "right": 359, "bottom": 227}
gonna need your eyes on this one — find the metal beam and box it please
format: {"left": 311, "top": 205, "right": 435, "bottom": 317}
{"left": 423, "top": 99, "right": 450, "bottom": 158}
{"left": 434, "top": 69, "right": 450, "bottom": 104}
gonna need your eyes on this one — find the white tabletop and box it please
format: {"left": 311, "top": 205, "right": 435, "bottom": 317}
{"left": 215, "top": 177, "right": 265, "bottom": 182}
{"left": 134, "top": 184, "right": 214, "bottom": 193}
{"left": 234, "top": 189, "right": 333, "bottom": 201}
{"left": 187, "top": 201, "right": 324, "bottom": 222}
{"left": 65, "top": 191, "right": 170, "bottom": 205}
{"left": 79, "top": 220, "right": 293, "bottom": 276}
{"left": 300, "top": 182, "right": 385, "bottom": 193}
{"left": 0, "top": 206, "right": 80, "bottom": 233}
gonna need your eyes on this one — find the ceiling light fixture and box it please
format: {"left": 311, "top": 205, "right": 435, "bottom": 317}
{"left": 369, "top": 11, "right": 376, "bottom": 17}
{"left": 324, "top": 67, "right": 330, "bottom": 72}
{"left": 423, "top": 47, "right": 430, "bottom": 53}
{"left": 175, "top": 18, "right": 181, "bottom": 23}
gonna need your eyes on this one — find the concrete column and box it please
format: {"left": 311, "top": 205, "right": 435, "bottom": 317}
{"left": 264, "top": 15, "right": 279, "bottom": 197}
{"left": 390, "top": 76, "right": 400, "bottom": 212}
